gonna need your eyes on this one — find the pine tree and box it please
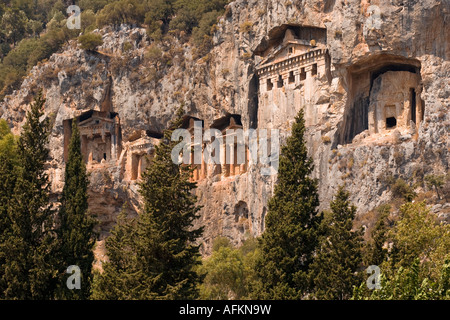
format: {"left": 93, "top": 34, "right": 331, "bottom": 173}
{"left": 310, "top": 186, "right": 363, "bottom": 300}
{"left": 1, "top": 92, "right": 57, "bottom": 299}
{"left": 253, "top": 109, "right": 323, "bottom": 299}
{"left": 91, "top": 206, "right": 139, "bottom": 300}
{"left": 133, "top": 107, "right": 204, "bottom": 299}
{"left": 55, "top": 120, "right": 96, "bottom": 300}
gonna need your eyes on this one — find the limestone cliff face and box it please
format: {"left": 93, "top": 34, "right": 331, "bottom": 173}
{"left": 1, "top": 0, "right": 449, "bottom": 258}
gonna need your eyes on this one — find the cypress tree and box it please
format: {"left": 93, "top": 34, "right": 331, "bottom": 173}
{"left": 55, "top": 120, "right": 96, "bottom": 299}
{"left": 91, "top": 205, "right": 139, "bottom": 300}
{"left": 133, "top": 107, "right": 203, "bottom": 299}
{"left": 1, "top": 92, "right": 57, "bottom": 299}
{"left": 0, "top": 120, "right": 19, "bottom": 297}
{"left": 253, "top": 109, "right": 322, "bottom": 299}
{"left": 311, "top": 186, "right": 363, "bottom": 300}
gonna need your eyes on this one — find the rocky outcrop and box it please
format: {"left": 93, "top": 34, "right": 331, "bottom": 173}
{"left": 1, "top": 0, "right": 448, "bottom": 259}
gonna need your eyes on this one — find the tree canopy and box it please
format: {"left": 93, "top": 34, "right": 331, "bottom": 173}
{"left": 252, "top": 109, "right": 323, "bottom": 299}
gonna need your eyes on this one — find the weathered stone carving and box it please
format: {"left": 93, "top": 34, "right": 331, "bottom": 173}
{"left": 338, "top": 55, "right": 424, "bottom": 145}
{"left": 121, "top": 131, "right": 159, "bottom": 181}
{"left": 368, "top": 71, "right": 422, "bottom": 136}
{"left": 63, "top": 110, "right": 121, "bottom": 167}
{"left": 210, "top": 115, "right": 249, "bottom": 179}
{"left": 255, "top": 27, "right": 329, "bottom": 129}
{"left": 182, "top": 115, "right": 249, "bottom": 182}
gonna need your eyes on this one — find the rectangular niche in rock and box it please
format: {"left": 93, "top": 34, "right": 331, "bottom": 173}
{"left": 336, "top": 55, "right": 424, "bottom": 145}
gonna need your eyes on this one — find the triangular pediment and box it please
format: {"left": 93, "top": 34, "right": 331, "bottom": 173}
{"left": 259, "top": 41, "right": 312, "bottom": 66}
{"left": 79, "top": 116, "right": 113, "bottom": 127}
{"left": 257, "top": 27, "right": 325, "bottom": 68}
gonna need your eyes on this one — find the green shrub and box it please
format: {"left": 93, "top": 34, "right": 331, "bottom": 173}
{"left": 192, "top": 10, "right": 220, "bottom": 45}
{"left": 321, "top": 135, "right": 331, "bottom": 144}
{"left": 354, "top": 201, "right": 450, "bottom": 300}
{"left": 424, "top": 174, "right": 445, "bottom": 199}
{"left": 122, "top": 41, "right": 133, "bottom": 53}
{"left": 96, "top": 0, "right": 146, "bottom": 28}
{"left": 212, "top": 236, "right": 232, "bottom": 252}
{"left": 81, "top": 9, "right": 97, "bottom": 33}
{"left": 78, "top": 33, "right": 103, "bottom": 52}
{"left": 392, "top": 178, "right": 416, "bottom": 202}
{"left": 79, "top": 0, "right": 111, "bottom": 13}
{"left": 198, "top": 237, "right": 258, "bottom": 300}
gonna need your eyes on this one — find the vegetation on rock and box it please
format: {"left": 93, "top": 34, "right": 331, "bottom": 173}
{"left": 0, "top": 0, "right": 230, "bottom": 101}
{"left": 78, "top": 33, "right": 103, "bottom": 51}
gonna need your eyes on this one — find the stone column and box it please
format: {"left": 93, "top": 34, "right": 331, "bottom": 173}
{"left": 111, "top": 133, "right": 117, "bottom": 162}
{"left": 81, "top": 135, "right": 88, "bottom": 163}
{"left": 368, "top": 103, "right": 377, "bottom": 135}
{"left": 192, "top": 151, "right": 199, "bottom": 181}
{"left": 303, "top": 65, "right": 314, "bottom": 106}
{"left": 402, "top": 98, "right": 410, "bottom": 130}
{"left": 137, "top": 156, "right": 142, "bottom": 180}
{"left": 239, "top": 145, "right": 247, "bottom": 174}
{"left": 259, "top": 74, "right": 267, "bottom": 94}
{"left": 305, "top": 65, "right": 313, "bottom": 78}
{"left": 234, "top": 144, "right": 241, "bottom": 175}
{"left": 220, "top": 143, "right": 228, "bottom": 177}
{"left": 200, "top": 145, "right": 206, "bottom": 180}
{"left": 125, "top": 146, "right": 132, "bottom": 180}
{"left": 317, "top": 57, "right": 326, "bottom": 77}
{"left": 281, "top": 73, "right": 289, "bottom": 86}
{"left": 376, "top": 102, "right": 384, "bottom": 133}
{"left": 293, "top": 70, "right": 301, "bottom": 86}
{"left": 227, "top": 143, "right": 234, "bottom": 176}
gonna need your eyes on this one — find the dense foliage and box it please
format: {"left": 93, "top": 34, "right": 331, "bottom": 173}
{"left": 310, "top": 186, "right": 364, "bottom": 300}
{"left": 0, "top": 93, "right": 96, "bottom": 299}
{"left": 0, "top": 92, "right": 57, "bottom": 299}
{"left": 78, "top": 33, "right": 103, "bottom": 51}
{"left": 353, "top": 202, "right": 450, "bottom": 300}
{"left": 0, "top": 1, "right": 80, "bottom": 99}
{"left": 0, "top": 0, "right": 230, "bottom": 100}
{"left": 0, "top": 119, "right": 18, "bottom": 295}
